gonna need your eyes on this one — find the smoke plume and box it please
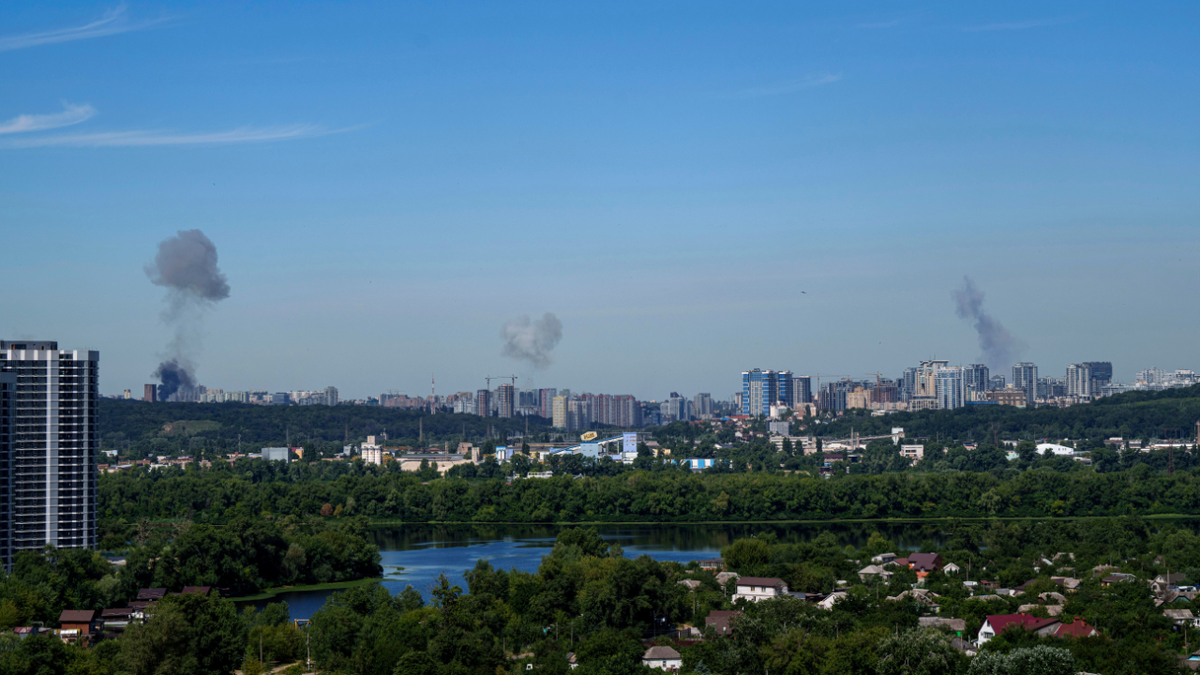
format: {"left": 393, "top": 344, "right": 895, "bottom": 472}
{"left": 153, "top": 358, "right": 195, "bottom": 401}
{"left": 952, "top": 276, "right": 1022, "bottom": 371}
{"left": 500, "top": 312, "right": 563, "bottom": 369}
{"left": 145, "top": 230, "right": 230, "bottom": 399}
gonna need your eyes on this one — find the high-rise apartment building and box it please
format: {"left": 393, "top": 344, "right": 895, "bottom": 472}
{"left": 990, "top": 375, "right": 1006, "bottom": 390}
{"left": 496, "top": 384, "right": 515, "bottom": 418}
{"left": 0, "top": 371, "right": 13, "bottom": 570}
{"left": 476, "top": 389, "right": 490, "bottom": 418}
{"left": 692, "top": 393, "right": 714, "bottom": 419}
{"left": 143, "top": 384, "right": 157, "bottom": 402}
{"left": 552, "top": 396, "right": 568, "bottom": 429}
{"left": 1084, "top": 362, "right": 1112, "bottom": 393}
{"left": 900, "top": 367, "right": 918, "bottom": 401}
{"left": 0, "top": 341, "right": 98, "bottom": 568}
{"left": 791, "top": 377, "right": 812, "bottom": 407}
{"left": 567, "top": 398, "right": 592, "bottom": 432}
{"left": 741, "top": 369, "right": 793, "bottom": 416}
{"left": 915, "top": 360, "right": 949, "bottom": 398}
{"left": 1066, "top": 364, "right": 1093, "bottom": 398}
{"left": 538, "top": 389, "right": 557, "bottom": 419}
{"left": 1012, "top": 362, "right": 1038, "bottom": 405}
{"left": 964, "top": 364, "right": 990, "bottom": 401}
{"left": 935, "top": 367, "right": 965, "bottom": 410}
{"left": 660, "top": 393, "right": 689, "bottom": 422}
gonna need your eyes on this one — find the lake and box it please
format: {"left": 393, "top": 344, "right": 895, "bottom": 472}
{"left": 255, "top": 520, "right": 954, "bottom": 620}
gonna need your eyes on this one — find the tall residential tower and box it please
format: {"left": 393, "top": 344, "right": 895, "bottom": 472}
{"left": 0, "top": 341, "right": 99, "bottom": 569}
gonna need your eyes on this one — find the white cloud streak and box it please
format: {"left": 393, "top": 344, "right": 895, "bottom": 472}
{"left": 1, "top": 124, "right": 346, "bottom": 149}
{"left": 0, "top": 4, "right": 169, "bottom": 52}
{"left": 0, "top": 103, "right": 96, "bottom": 134}
{"left": 736, "top": 73, "right": 842, "bottom": 98}
{"left": 962, "top": 16, "right": 1080, "bottom": 32}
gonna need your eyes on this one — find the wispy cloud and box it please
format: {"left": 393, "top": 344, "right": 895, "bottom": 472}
{"left": 962, "top": 16, "right": 1081, "bottom": 32}
{"left": 1, "top": 124, "right": 351, "bottom": 149}
{"left": 857, "top": 19, "right": 905, "bottom": 29}
{"left": 0, "top": 4, "right": 169, "bottom": 52}
{"left": 0, "top": 103, "right": 95, "bottom": 134}
{"left": 735, "top": 73, "right": 842, "bottom": 98}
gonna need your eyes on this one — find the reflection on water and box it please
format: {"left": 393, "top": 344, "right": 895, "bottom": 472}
{"left": 254, "top": 521, "right": 955, "bottom": 620}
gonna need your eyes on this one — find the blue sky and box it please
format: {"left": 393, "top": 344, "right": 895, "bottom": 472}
{"left": 1, "top": 1, "right": 1198, "bottom": 399}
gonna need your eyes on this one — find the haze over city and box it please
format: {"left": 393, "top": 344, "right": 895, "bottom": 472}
{"left": 2, "top": 2, "right": 1198, "bottom": 399}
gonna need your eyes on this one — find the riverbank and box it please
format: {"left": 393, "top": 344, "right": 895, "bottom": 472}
{"left": 362, "top": 513, "right": 1200, "bottom": 526}
{"left": 228, "top": 577, "right": 382, "bottom": 603}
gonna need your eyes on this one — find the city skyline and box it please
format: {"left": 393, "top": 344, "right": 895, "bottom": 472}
{"left": 2, "top": 2, "right": 1198, "bottom": 400}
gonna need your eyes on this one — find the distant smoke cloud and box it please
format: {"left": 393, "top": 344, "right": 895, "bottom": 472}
{"left": 146, "top": 230, "right": 230, "bottom": 399}
{"left": 952, "top": 276, "right": 1023, "bottom": 371}
{"left": 153, "top": 358, "right": 195, "bottom": 401}
{"left": 500, "top": 313, "right": 563, "bottom": 369}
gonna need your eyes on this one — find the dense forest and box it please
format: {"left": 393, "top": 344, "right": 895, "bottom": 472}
{"left": 98, "top": 399, "right": 557, "bottom": 460}
{"left": 10, "top": 524, "right": 1196, "bottom": 675}
{"left": 97, "top": 455, "right": 1200, "bottom": 532}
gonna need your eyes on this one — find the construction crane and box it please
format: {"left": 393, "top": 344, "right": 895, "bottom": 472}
{"left": 485, "top": 375, "right": 519, "bottom": 390}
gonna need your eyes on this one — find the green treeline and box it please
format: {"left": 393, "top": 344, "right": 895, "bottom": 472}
{"left": 97, "top": 398, "right": 555, "bottom": 460}
{"left": 0, "top": 517, "right": 379, "bottom": 631}
{"left": 818, "top": 383, "right": 1200, "bottom": 442}
{"left": 99, "top": 458, "right": 1200, "bottom": 528}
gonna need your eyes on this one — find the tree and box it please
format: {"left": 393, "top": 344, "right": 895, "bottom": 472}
{"left": 120, "top": 593, "right": 245, "bottom": 675}
{"left": 967, "top": 646, "right": 1075, "bottom": 675}
{"left": 875, "top": 628, "right": 966, "bottom": 675}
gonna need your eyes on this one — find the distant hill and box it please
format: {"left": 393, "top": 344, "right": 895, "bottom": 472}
{"left": 816, "top": 384, "right": 1200, "bottom": 443}
{"left": 98, "top": 398, "right": 555, "bottom": 448}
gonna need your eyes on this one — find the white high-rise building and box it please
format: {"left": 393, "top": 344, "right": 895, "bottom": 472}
{"left": 935, "top": 367, "right": 965, "bottom": 410}
{"left": 1066, "top": 364, "right": 1093, "bottom": 398}
{"left": 1012, "top": 362, "right": 1038, "bottom": 405}
{"left": 0, "top": 341, "right": 99, "bottom": 569}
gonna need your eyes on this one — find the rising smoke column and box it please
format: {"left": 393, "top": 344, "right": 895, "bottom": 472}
{"left": 145, "top": 229, "right": 231, "bottom": 399}
{"left": 500, "top": 313, "right": 562, "bottom": 369}
{"left": 952, "top": 275, "right": 1022, "bottom": 371}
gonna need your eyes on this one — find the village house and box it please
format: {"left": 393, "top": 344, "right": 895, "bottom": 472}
{"left": 58, "top": 610, "right": 97, "bottom": 647}
{"left": 642, "top": 646, "right": 682, "bottom": 671}
{"left": 705, "top": 610, "right": 742, "bottom": 636}
{"left": 733, "top": 577, "right": 789, "bottom": 603}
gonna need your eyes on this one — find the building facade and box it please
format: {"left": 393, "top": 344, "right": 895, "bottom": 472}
{"left": 1012, "top": 362, "right": 1038, "bottom": 405}
{"left": 791, "top": 376, "right": 812, "bottom": 406}
{"left": 741, "top": 369, "right": 793, "bottom": 416}
{"left": 935, "top": 367, "right": 965, "bottom": 410}
{"left": 964, "top": 364, "right": 990, "bottom": 401}
{"left": 476, "top": 389, "right": 490, "bottom": 418}
{"left": 495, "top": 384, "right": 515, "bottom": 418}
{"left": 0, "top": 341, "right": 99, "bottom": 568}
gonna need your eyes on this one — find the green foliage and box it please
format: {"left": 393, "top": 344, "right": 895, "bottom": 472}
{"left": 119, "top": 593, "right": 245, "bottom": 675}
{"left": 875, "top": 628, "right": 967, "bottom": 675}
{"left": 967, "top": 646, "right": 1076, "bottom": 675}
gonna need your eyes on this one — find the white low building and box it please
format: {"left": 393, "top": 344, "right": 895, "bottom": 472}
{"left": 1037, "top": 443, "right": 1075, "bottom": 456}
{"left": 733, "top": 577, "right": 789, "bottom": 603}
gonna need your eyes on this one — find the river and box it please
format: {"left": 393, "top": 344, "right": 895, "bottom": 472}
{"left": 255, "top": 521, "right": 954, "bottom": 620}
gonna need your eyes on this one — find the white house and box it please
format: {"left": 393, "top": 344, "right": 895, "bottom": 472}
{"left": 858, "top": 565, "right": 894, "bottom": 582}
{"left": 733, "top": 577, "right": 789, "bottom": 603}
{"left": 642, "top": 646, "right": 682, "bottom": 671}
{"left": 942, "top": 562, "right": 961, "bottom": 574}
{"left": 1036, "top": 443, "right": 1075, "bottom": 456}
{"left": 818, "top": 591, "right": 847, "bottom": 610}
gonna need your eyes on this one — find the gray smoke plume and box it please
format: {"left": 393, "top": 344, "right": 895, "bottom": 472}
{"left": 146, "top": 230, "right": 230, "bottom": 399}
{"left": 500, "top": 313, "right": 563, "bottom": 369}
{"left": 153, "top": 358, "right": 195, "bottom": 401}
{"left": 952, "top": 276, "right": 1022, "bottom": 371}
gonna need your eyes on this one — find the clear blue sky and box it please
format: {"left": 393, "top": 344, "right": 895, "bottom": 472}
{"left": 2, "top": 1, "right": 1197, "bottom": 399}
